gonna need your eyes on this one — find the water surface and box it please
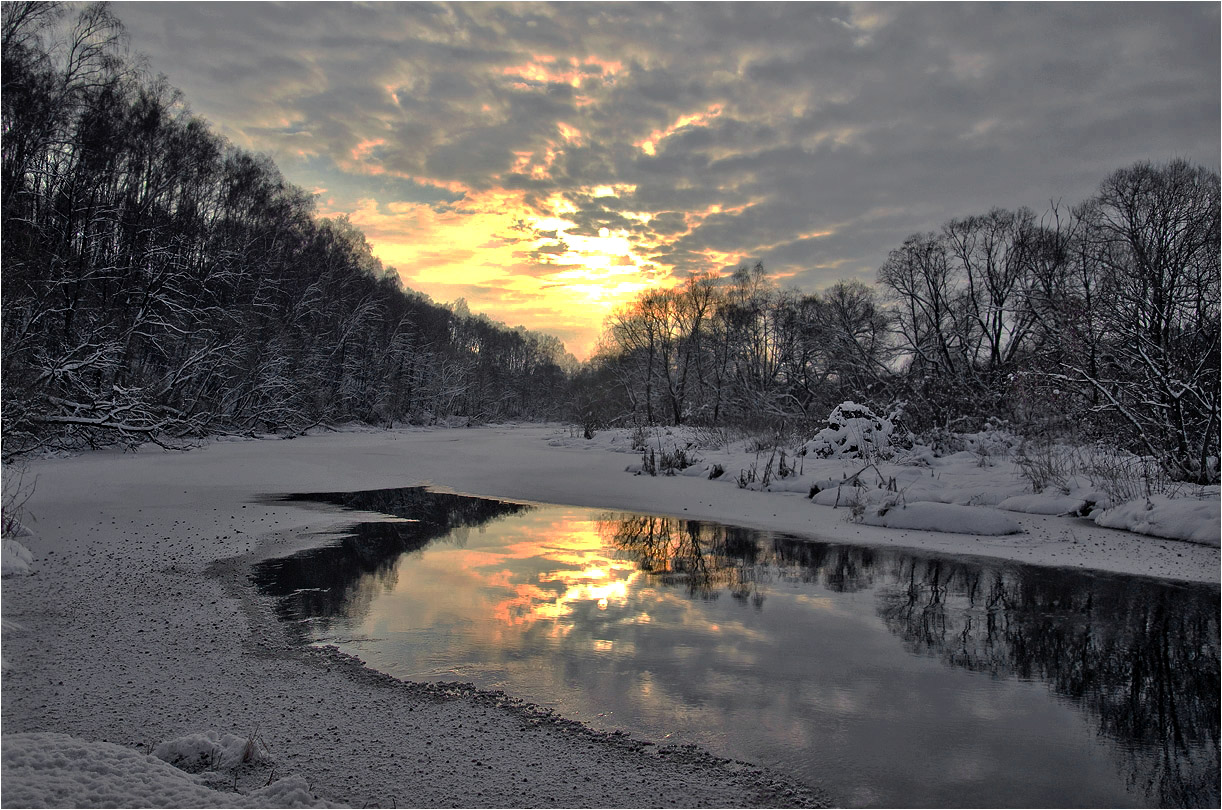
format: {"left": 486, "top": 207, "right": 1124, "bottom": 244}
{"left": 251, "top": 488, "right": 1220, "bottom": 808}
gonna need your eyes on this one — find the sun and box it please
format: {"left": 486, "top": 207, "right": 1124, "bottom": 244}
{"left": 326, "top": 185, "right": 672, "bottom": 359}
{"left": 518, "top": 195, "right": 662, "bottom": 325}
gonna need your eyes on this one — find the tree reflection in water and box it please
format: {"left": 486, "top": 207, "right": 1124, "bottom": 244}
{"left": 249, "top": 488, "right": 529, "bottom": 638}
{"left": 869, "top": 555, "right": 1219, "bottom": 808}
{"left": 252, "top": 492, "right": 1217, "bottom": 808}
{"left": 603, "top": 515, "right": 766, "bottom": 607}
{"left": 603, "top": 516, "right": 1219, "bottom": 808}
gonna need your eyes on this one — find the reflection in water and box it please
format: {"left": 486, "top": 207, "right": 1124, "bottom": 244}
{"left": 251, "top": 489, "right": 529, "bottom": 637}
{"left": 606, "top": 516, "right": 766, "bottom": 606}
{"left": 252, "top": 489, "right": 1219, "bottom": 808}
{"left": 867, "top": 555, "right": 1220, "bottom": 808}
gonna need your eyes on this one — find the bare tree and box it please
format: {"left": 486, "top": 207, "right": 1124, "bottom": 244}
{"left": 819, "top": 280, "right": 895, "bottom": 396}
{"left": 877, "top": 232, "right": 966, "bottom": 378}
{"left": 942, "top": 207, "right": 1038, "bottom": 372}
{"left": 1056, "top": 161, "right": 1220, "bottom": 480}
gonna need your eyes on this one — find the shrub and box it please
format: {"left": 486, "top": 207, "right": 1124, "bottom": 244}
{"left": 1014, "top": 439, "right": 1073, "bottom": 494}
{"left": 1, "top": 462, "right": 36, "bottom": 538}
{"left": 659, "top": 445, "right": 698, "bottom": 475}
{"left": 631, "top": 424, "right": 650, "bottom": 452}
{"left": 1078, "top": 446, "right": 1179, "bottom": 503}
{"left": 641, "top": 448, "right": 657, "bottom": 476}
{"left": 913, "top": 427, "right": 967, "bottom": 457}
{"left": 689, "top": 425, "right": 730, "bottom": 451}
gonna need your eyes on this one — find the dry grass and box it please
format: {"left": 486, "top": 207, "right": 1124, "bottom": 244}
{"left": 1015, "top": 439, "right": 1184, "bottom": 503}
{"left": 1, "top": 462, "right": 37, "bottom": 537}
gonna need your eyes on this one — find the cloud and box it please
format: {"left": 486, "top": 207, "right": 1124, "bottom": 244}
{"left": 113, "top": 1, "right": 1219, "bottom": 358}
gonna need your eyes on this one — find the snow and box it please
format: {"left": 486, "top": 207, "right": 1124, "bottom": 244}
{"left": 574, "top": 423, "right": 1220, "bottom": 568}
{"left": 2, "top": 732, "right": 330, "bottom": 808}
{"left": 997, "top": 494, "right": 1092, "bottom": 516}
{"left": 2, "top": 537, "right": 34, "bottom": 577}
{"left": 153, "top": 730, "right": 268, "bottom": 772}
{"left": 1, "top": 424, "right": 1217, "bottom": 808}
{"left": 1095, "top": 494, "right": 1222, "bottom": 546}
{"left": 860, "top": 502, "right": 1022, "bottom": 535}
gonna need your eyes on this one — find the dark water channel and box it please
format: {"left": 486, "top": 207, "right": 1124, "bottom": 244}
{"left": 250, "top": 488, "right": 1220, "bottom": 808}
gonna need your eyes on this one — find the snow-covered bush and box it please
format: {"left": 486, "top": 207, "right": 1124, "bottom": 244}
{"left": 967, "top": 423, "right": 1022, "bottom": 456}
{"left": 913, "top": 426, "right": 968, "bottom": 457}
{"left": 911, "top": 419, "right": 1020, "bottom": 460}
{"left": 798, "top": 402, "right": 912, "bottom": 461}
{"left": 688, "top": 425, "right": 730, "bottom": 451}
{"left": 631, "top": 424, "right": 650, "bottom": 451}
{"left": 1, "top": 462, "right": 36, "bottom": 577}
{"left": 1015, "top": 439, "right": 1181, "bottom": 501}
{"left": 658, "top": 445, "right": 698, "bottom": 475}
{"left": 632, "top": 429, "right": 701, "bottom": 477}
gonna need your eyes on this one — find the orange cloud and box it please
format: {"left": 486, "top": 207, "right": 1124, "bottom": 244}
{"left": 635, "top": 103, "right": 725, "bottom": 156}
{"left": 352, "top": 138, "right": 385, "bottom": 160}
{"left": 556, "top": 121, "right": 582, "bottom": 144}
{"left": 336, "top": 138, "right": 389, "bottom": 176}
{"left": 500, "top": 54, "right": 623, "bottom": 89}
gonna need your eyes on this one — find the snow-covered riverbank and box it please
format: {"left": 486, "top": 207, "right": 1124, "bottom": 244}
{"left": 2, "top": 425, "right": 1217, "bottom": 807}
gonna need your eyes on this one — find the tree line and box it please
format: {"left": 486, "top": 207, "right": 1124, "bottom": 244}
{"left": 589, "top": 161, "right": 1219, "bottom": 482}
{"left": 575, "top": 267, "right": 891, "bottom": 429}
{"left": 4, "top": 3, "right": 1217, "bottom": 483}
{"left": 1, "top": 3, "right": 572, "bottom": 456}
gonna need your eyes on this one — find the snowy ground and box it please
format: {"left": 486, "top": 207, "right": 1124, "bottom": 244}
{"left": 2, "top": 424, "right": 1217, "bottom": 807}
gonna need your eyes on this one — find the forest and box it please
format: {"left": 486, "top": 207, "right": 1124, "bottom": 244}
{"left": 1, "top": 3, "right": 572, "bottom": 456}
{"left": 583, "top": 165, "right": 1221, "bottom": 483}
{"left": 3, "top": 2, "right": 1219, "bottom": 484}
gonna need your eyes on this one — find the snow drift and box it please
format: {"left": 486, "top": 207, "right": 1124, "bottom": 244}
{"left": 1, "top": 733, "right": 330, "bottom": 808}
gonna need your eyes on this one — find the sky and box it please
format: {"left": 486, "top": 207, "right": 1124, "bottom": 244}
{"left": 111, "top": 1, "right": 1220, "bottom": 359}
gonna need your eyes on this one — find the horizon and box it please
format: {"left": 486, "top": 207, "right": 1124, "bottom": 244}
{"left": 114, "top": 1, "right": 1220, "bottom": 360}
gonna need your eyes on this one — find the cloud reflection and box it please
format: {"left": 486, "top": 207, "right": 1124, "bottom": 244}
{"left": 254, "top": 493, "right": 1219, "bottom": 808}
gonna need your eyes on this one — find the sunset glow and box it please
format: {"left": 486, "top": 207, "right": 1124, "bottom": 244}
{"left": 407, "top": 515, "right": 646, "bottom": 629}
{"left": 115, "top": 1, "right": 1220, "bottom": 360}
{"left": 320, "top": 184, "right": 665, "bottom": 358}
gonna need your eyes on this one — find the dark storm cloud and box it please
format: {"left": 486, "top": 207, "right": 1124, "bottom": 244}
{"left": 115, "top": 1, "right": 1219, "bottom": 295}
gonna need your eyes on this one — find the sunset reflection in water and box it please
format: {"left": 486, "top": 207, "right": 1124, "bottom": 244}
{"left": 353, "top": 511, "right": 728, "bottom": 662}
{"left": 253, "top": 490, "right": 1219, "bottom": 810}
{"left": 491, "top": 521, "right": 636, "bottom": 625}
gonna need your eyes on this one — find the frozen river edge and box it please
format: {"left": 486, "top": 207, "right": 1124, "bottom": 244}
{"left": 3, "top": 424, "right": 1216, "bottom": 807}
{"left": 3, "top": 426, "right": 835, "bottom": 808}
